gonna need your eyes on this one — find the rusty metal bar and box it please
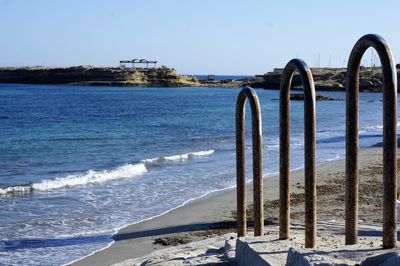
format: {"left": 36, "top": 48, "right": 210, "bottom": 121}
{"left": 279, "top": 59, "right": 316, "bottom": 248}
{"left": 236, "top": 87, "right": 264, "bottom": 237}
{"left": 345, "top": 34, "right": 397, "bottom": 248}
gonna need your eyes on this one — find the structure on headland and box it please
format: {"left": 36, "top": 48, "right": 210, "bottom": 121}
{"left": 119, "top": 59, "right": 158, "bottom": 68}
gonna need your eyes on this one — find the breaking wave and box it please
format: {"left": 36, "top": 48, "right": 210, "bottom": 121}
{"left": 0, "top": 150, "right": 215, "bottom": 196}
{"left": 140, "top": 149, "right": 214, "bottom": 167}
{"left": 0, "top": 163, "right": 147, "bottom": 196}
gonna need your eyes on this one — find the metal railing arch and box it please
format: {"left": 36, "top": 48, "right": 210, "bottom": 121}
{"left": 279, "top": 58, "right": 317, "bottom": 248}
{"left": 345, "top": 34, "right": 398, "bottom": 248}
{"left": 236, "top": 87, "right": 264, "bottom": 237}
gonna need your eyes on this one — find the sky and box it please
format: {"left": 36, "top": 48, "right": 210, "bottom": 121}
{"left": 0, "top": 0, "right": 399, "bottom": 75}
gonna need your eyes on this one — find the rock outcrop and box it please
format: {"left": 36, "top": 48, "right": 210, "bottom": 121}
{"left": 0, "top": 65, "right": 201, "bottom": 87}
{"left": 290, "top": 93, "right": 340, "bottom": 101}
{"left": 249, "top": 67, "right": 400, "bottom": 92}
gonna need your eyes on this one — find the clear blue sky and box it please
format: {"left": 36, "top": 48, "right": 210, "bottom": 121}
{"left": 0, "top": 0, "right": 399, "bottom": 74}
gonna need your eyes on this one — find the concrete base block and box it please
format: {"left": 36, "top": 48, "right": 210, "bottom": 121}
{"left": 236, "top": 239, "right": 271, "bottom": 266}
{"left": 235, "top": 222, "right": 400, "bottom": 266}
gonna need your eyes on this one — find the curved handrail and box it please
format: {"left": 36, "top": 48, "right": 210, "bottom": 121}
{"left": 345, "top": 34, "right": 398, "bottom": 248}
{"left": 279, "top": 59, "right": 316, "bottom": 248}
{"left": 236, "top": 87, "right": 264, "bottom": 237}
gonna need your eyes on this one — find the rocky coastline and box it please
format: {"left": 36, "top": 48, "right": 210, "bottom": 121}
{"left": 0, "top": 65, "right": 399, "bottom": 91}
{"left": 249, "top": 66, "right": 400, "bottom": 92}
{"left": 0, "top": 66, "right": 201, "bottom": 87}
{"left": 0, "top": 65, "right": 250, "bottom": 88}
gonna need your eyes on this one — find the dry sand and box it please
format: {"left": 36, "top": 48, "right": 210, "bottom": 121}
{"left": 72, "top": 147, "right": 398, "bottom": 266}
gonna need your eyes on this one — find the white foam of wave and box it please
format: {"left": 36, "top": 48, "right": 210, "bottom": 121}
{"left": 32, "top": 163, "right": 147, "bottom": 191}
{"left": 0, "top": 164, "right": 147, "bottom": 195}
{"left": 324, "top": 154, "right": 341, "bottom": 162}
{"left": 360, "top": 125, "right": 383, "bottom": 133}
{"left": 0, "top": 185, "right": 33, "bottom": 195}
{"left": 1, "top": 150, "right": 215, "bottom": 195}
{"left": 264, "top": 144, "right": 279, "bottom": 148}
{"left": 360, "top": 122, "right": 400, "bottom": 133}
{"left": 264, "top": 142, "right": 305, "bottom": 149}
{"left": 141, "top": 149, "right": 214, "bottom": 166}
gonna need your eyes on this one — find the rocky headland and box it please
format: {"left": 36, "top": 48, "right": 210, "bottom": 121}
{"left": 249, "top": 66, "right": 400, "bottom": 92}
{"left": 0, "top": 66, "right": 202, "bottom": 87}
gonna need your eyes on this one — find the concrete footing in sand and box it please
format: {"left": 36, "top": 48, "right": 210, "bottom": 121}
{"left": 235, "top": 222, "right": 400, "bottom": 266}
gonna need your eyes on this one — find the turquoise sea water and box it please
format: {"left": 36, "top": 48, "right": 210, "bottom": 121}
{"left": 0, "top": 84, "right": 392, "bottom": 265}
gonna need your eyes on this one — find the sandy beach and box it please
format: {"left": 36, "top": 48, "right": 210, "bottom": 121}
{"left": 72, "top": 146, "right": 397, "bottom": 265}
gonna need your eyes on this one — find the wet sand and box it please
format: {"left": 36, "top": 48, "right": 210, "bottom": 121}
{"left": 72, "top": 147, "right": 397, "bottom": 266}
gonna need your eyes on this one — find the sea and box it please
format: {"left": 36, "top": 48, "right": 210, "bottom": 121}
{"left": 0, "top": 83, "right": 392, "bottom": 265}
{"left": 186, "top": 74, "right": 250, "bottom": 81}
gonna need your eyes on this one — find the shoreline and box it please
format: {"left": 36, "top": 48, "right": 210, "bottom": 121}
{"left": 66, "top": 184, "right": 238, "bottom": 265}
{"left": 72, "top": 146, "right": 392, "bottom": 266}
{"left": 2, "top": 66, "right": 399, "bottom": 91}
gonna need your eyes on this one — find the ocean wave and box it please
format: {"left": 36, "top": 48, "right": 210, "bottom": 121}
{"left": 359, "top": 125, "right": 383, "bottom": 133}
{"left": 324, "top": 154, "right": 341, "bottom": 162}
{"left": 141, "top": 149, "right": 214, "bottom": 166}
{"left": 316, "top": 133, "right": 383, "bottom": 145}
{"left": 32, "top": 163, "right": 147, "bottom": 191}
{"left": 264, "top": 144, "right": 279, "bottom": 148}
{"left": 0, "top": 150, "right": 215, "bottom": 196}
{"left": 0, "top": 163, "right": 147, "bottom": 196}
{"left": 360, "top": 122, "right": 400, "bottom": 133}
{"left": 264, "top": 141, "right": 304, "bottom": 148}
{"left": 0, "top": 185, "right": 33, "bottom": 195}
